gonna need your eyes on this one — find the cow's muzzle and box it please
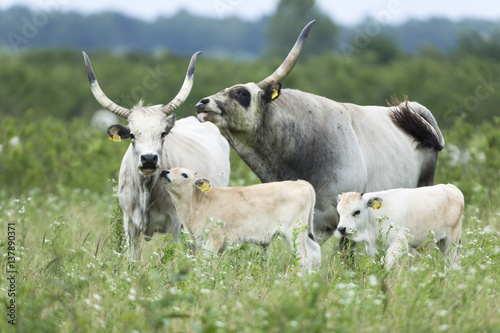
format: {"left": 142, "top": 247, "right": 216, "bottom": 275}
{"left": 337, "top": 226, "right": 347, "bottom": 236}
{"left": 159, "top": 170, "right": 171, "bottom": 183}
{"left": 139, "top": 153, "right": 159, "bottom": 175}
{"left": 195, "top": 98, "right": 212, "bottom": 122}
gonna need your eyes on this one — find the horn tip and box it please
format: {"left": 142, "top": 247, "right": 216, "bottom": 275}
{"left": 187, "top": 51, "right": 201, "bottom": 78}
{"left": 82, "top": 51, "right": 96, "bottom": 84}
{"left": 301, "top": 20, "right": 316, "bottom": 39}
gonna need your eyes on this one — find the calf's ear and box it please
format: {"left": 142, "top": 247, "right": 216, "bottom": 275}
{"left": 367, "top": 197, "right": 383, "bottom": 210}
{"left": 194, "top": 177, "right": 213, "bottom": 192}
{"left": 107, "top": 124, "right": 131, "bottom": 141}
{"left": 262, "top": 82, "right": 282, "bottom": 102}
{"left": 337, "top": 193, "right": 343, "bottom": 203}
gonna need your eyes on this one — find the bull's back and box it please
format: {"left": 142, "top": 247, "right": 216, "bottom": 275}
{"left": 165, "top": 116, "right": 230, "bottom": 186}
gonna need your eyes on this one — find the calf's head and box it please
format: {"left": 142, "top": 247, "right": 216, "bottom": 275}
{"left": 83, "top": 51, "right": 200, "bottom": 177}
{"left": 160, "top": 168, "right": 212, "bottom": 197}
{"left": 336, "top": 192, "right": 383, "bottom": 237}
{"left": 195, "top": 21, "right": 315, "bottom": 135}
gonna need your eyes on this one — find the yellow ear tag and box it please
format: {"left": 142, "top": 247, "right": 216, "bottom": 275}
{"left": 110, "top": 131, "right": 121, "bottom": 142}
{"left": 271, "top": 89, "right": 281, "bottom": 100}
{"left": 372, "top": 199, "right": 382, "bottom": 210}
{"left": 200, "top": 182, "right": 212, "bottom": 193}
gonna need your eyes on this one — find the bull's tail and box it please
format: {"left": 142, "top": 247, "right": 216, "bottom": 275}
{"left": 389, "top": 97, "right": 444, "bottom": 151}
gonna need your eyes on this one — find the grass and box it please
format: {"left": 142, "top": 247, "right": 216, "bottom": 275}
{"left": 0, "top": 179, "right": 499, "bottom": 333}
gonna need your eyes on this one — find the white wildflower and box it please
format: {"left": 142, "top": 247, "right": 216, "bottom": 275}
{"left": 9, "top": 136, "right": 20, "bottom": 147}
{"left": 368, "top": 275, "right": 378, "bottom": 287}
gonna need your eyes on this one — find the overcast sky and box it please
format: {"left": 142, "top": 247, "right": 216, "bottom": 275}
{"left": 1, "top": 0, "right": 499, "bottom": 25}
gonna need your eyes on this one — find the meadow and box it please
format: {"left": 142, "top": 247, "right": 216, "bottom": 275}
{"left": 0, "top": 50, "right": 499, "bottom": 332}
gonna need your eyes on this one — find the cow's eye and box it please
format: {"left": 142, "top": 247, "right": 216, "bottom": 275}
{"left": 352, "top": 210, "right": 360, "bottom": 217}
{"left": 161, "top": 131, "right": 167, "bottom": 139}
{"left": 181, "top": 173, "right": 188, "bottom": 179}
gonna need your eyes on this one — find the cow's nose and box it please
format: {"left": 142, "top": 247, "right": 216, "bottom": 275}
{"left": 160, "top": 170, "right": 169, "bottom": 178}
{"left": 196, "top": 98, "right": 210, "bottom": 108}
{"left": 337, "top": 226, "right": 347, "bottom": 235}
{"left": 141, "top": 154, "right": 158, "bottom": 166}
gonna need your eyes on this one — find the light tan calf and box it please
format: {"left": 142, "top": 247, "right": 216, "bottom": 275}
{"left": 160, "top": 168, "right": 321, "bottom": 272}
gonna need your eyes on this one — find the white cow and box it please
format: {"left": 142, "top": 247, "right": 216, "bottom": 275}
{"left": 160, "top": 168, "right": 322, "bottom": 272}
{"left": 336, "top": 184, "right": 464, "bottom": 269}
{"left": 82, "top": 51, "right": 230, "bottom": 260}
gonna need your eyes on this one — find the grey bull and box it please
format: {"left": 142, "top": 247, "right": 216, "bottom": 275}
{"left": 195, "top": 21, "right": 444, "bottom": 245}
{"left": 83, "top": 51, "right": 230, "bottom": 260}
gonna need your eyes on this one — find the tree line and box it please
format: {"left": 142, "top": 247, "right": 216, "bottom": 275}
{"left": 0, "top": 48, "right": 499, "bottom": 126}
{"left": 1, "top": 4, "right": 500, "bottom": 59}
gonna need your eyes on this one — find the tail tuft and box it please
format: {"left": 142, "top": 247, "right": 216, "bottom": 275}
{"left": 389, "top": 97, "right": 444, "bottom": 151}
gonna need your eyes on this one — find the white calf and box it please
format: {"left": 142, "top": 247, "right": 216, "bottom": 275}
{"left": 336, "top": 184, "right": 464, "bottom": 269}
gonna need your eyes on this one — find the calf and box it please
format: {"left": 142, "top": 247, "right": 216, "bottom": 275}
{"left": 336, "top": 184, "right": 464, "bottom": 269}
{"left": 160, "top": 168, "right": 321, "bottom": 272}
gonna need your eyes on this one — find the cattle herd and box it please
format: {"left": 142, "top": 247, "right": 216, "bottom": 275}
{"left": 83, "top": 20, "right": 464, "bottom": 272}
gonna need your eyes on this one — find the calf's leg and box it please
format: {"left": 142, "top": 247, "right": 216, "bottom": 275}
{"left": 384, "top": 236, "right": 409, "bottom": 270}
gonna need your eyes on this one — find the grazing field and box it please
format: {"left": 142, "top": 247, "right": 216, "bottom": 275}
{"left": 0, "top": 114, "right": 499, "bottom": 332}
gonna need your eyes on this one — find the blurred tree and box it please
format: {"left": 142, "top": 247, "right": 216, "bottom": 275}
{"left": 457, "top": 29, "right": 500, "bottom": 60}
{"left": 361, "top": 34, "right": 403, "bottom": 64}
{"left": 265, "top": 0, "right": 338, "bottom": 58}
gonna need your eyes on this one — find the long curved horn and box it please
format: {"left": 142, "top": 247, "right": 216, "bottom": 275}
{"left": 82, "top": 51, "right": 131, "bottom": 119}
{"left": 257, "top": 20, "right": 315, "bottom": 89}
{"left": 162, "top": 51, "right": 202, "bottom": 116}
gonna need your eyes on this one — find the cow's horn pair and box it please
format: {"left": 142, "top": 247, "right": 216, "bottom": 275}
{"left": 82, "top": 51, "right": 201, "bottom": 119}
{"left": 257, "top": 20, "right": 315, "bottom": 90}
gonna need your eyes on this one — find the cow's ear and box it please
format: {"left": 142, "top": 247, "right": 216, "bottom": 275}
{"left": 165, "top": 114, "right": 176, "bottom": 133}
{"left": 367, "top": 197, "right": 383, "bottom": 210}
{"left": 262, "top": 82, "right": 282, "bottom": 103}
{"left": 337, "top": 193, "right": 343, "bottom": 203}
{"left": 107, "top": 124, "right": 130, "bottom": 142}
{"left": 194, "top": 177, "right": 212, "bottom": 192}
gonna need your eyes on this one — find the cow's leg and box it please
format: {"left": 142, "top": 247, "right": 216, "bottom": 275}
{"left": 306, "top": 236, "right": 322, "bottom": 270}
{"left": 448, "top": 218, "right": 462, "bottom": 267}
{"left": 297, "top": 231, "right": 312, "bottom": 272}
{"left": 203, "top": 230, "right": 225, "bottom": 256}
{"left": 283, "top": 226, "right": 314, "bottom": 273}
{"left": 384, "top": 237, "right": 409, "bottom": 270}
{"left": 124, "top": 212, "right": 141, "bottom": 261}
{"left": 437, "top": 220, "right": 462, "bottom": 269}
{"left": 440, "top": 235, "right": 460, "bottom": 268}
